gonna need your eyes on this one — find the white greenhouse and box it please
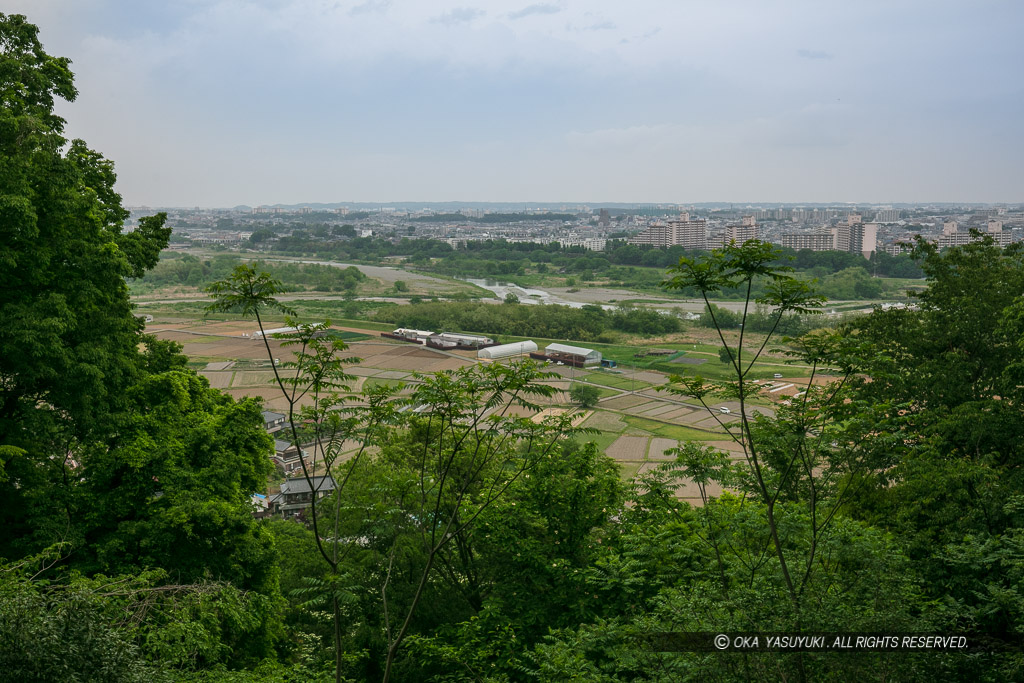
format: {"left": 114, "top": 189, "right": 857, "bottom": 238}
{"left": 477, "top": 340, "right": 538, "bottom": 360}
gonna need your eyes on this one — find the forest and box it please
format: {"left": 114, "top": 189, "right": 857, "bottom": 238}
{"left": 238, "top": 230, "right": 921, "bottom": 301}
{"left": 130, "top": 253, "right": 367, "bottom": 294}
{"left": 2, "top": 13, "right": 1022, "bottom": 683}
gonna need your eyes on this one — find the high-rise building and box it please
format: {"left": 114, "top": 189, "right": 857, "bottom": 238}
{"left": 833, "top": 222, "right": 878, "bottom": 257}
{"left": 559, "top": 237, "right": 606, "bottom": 251}
{"left": 710, "top": 222, "right": 760, "bottom": 248}
{"left": 628, "top": 213, "right": 707, "bottom": 249}
{"left": 936, "top": 221, "right": 1013, "bottom": 248}
{"left": 780, "top": 232, "right": 836, "bottom": 252}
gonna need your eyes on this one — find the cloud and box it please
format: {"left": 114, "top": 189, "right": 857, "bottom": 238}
{"left": 797, "top": 48, "right": 833, "bottom": 60}
{"left": 432, "top": 7, "right": 485, "bottom": 26}
{"left": 507, "top": 3, "right": 562, "bottom": 20}
{"left": 349, "top": 0, "right": 390, "bottom": 17}
{"left": 21, "top": 0, "right": 1024, "bottom": 204}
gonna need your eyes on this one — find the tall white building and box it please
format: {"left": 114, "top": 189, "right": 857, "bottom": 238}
{"left": 628, "top": 213, "right": 707, "bottom": 249}
{"left": 710, "top": 222, "right": 760, "bottom": 249}
{"left": 780, "top": 232, "right": 835, "bottom": 251}
{"left": 833, "top": 222, "right": 878, "bottom": 257}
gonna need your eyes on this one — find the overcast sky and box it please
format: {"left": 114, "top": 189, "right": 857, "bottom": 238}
{"left": 9, "top": 0, "right": 1024, "bottom": 206}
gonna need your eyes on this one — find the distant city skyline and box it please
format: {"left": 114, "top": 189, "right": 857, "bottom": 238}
{"left": 127, "top": 200, "right": 1022, "bottom": 211}
{"left": 8, "top": 0, "right": 1024, "bottom": 207}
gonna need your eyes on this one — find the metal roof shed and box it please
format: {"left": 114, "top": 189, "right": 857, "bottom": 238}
{"left": 545, "top": 343, "right": 602, "bottom": 366}
{"left": 477, "top": 340, "right": 538, "bottom": 360}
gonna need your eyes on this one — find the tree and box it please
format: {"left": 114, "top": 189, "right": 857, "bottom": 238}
{"left": 717, "top": 345, "right": 733, "bottom": 364}
{"left": 0, "top": 16, "right": 287, "bottom": 677}
{"left": 249, "top": 227, "right": 277, "bottom": 243}
{"left": 332, "top": 224, "right": 356, "bottom": 238}
{"left": 206, "top": 265, "right": 575, "bottom": 682}
{"left": 846, "top": 236, "right": 1024, "bottom": 648}
{"left": 393, "top": 280, "right": 409, "bottom": 293}
{"left": 660, "top": 240, "right": 883, "bottom": 627}
{"left": 504, "top": 292, "right": 520, "bottom": 304}
{"left": 0, "top": 12, "right": 172, "bottom": 558}
{"left": 569, "top": 383, "right": 600, "bottom": 408}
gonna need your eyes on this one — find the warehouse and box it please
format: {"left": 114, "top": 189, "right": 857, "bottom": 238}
{"left": 531, "top": 342, "right": 602, "bottom": 368}
{"left": 437, "top": 332, "right": 494, "bottom": 348}
{"left": 477, "top": 340, "right": 538, "bottom": 360}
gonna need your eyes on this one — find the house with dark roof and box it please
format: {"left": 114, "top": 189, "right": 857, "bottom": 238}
{"left": 269, "top": 475, "right": 336, "bottom": 518}
{"left": 273, "top": 439, "right": 310, "bottom": 474}
{"left": 262, "top": 410, "right": 287, "bottom": 433}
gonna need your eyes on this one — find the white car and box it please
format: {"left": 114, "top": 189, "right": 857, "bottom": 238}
{"left": 719, "top": 407, "right": 731, "bottom": 414}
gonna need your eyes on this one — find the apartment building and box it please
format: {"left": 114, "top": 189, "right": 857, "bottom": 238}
{"left": 628, "top": 213, "right": 707, "bottom": 249}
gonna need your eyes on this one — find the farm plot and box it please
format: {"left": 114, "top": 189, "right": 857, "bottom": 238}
{"left": 582, "top": 373, "right": 648, "bottom": 390}
{"left": 233, "top": 371, "right": 279, "bottom": 387}
{"left": 581, "top": 411, "right": 627, "bottom": 432}
{"left": 356, "top": 346, "right": 468, "bottom": 373}
{"left": 375, "top": 370, "right": 412, "bottom": 380}
{"left": 632, "top": 371, "right": 669, "bottom": 385}
{"left": 677, "top": 409, "right": 721, "bottom": 426}
{"left": 200, "top": 371, "right": 233, "bottom": 389}
{"left": 601, "top": 395, "right": 649, "bottom": 410}
{"left": 605, "top": 435, "right": 649, "bottom": 462}
{"left": 637, "top": 403, "right": 679, "bottom": 417}
{"left": 692, "top": 414, "right": 738, "bottom": 430}
{"left": 647, "top": 437, "right": 681, "bottom": 461}
{"left": 705, "top": 440, "right": 747, "bottom": 456}
{"left": 624, "top": 400, "right": 663, "bottom": 414}
{"left": 151, "top": 330, "right": 199, "bottom": 343}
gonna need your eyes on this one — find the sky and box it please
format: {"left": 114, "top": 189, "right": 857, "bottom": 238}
{"left": 8, "top": 0, "right": 1024, "bottom": 207}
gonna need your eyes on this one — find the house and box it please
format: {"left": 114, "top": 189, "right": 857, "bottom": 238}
{"left": 273, "top": 439, "right": 310, "bottom": 474}
{"left": 262, "top": 410, "right": 286, "bottom": 432}
{"left": 250, "top": 492, "right": 272, "bottom": 519}
{"left": 269, "top": 475, "right": 337, "bottom": 518}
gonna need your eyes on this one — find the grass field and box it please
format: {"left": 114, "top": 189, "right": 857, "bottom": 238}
{"left": 621, "top": 415, "right": 721, "bottom": 441}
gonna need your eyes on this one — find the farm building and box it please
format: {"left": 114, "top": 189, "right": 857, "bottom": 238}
{"left": 381, "top": 328, "right": 434, "bottom": 343}
{"left": 252, "top": 326, "right": 300, "bottom": 340}
{"left": 532, "top": 342, "right": 602, "bottom": 367}
{"left": 437, "top": 332, "right": 494, "bottom": 347}
{"left": 254, "top": 324, "right": 330, "bottom": 340}
{"left": 477, "top": 340, "right": 538, "bottom": 360}
{"left": 393, "top": 328, "right": 433, "bottom": 339}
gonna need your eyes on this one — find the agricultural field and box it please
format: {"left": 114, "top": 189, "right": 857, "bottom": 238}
{"left": 144, "top": 307, "right": 832, "bottom": 506}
